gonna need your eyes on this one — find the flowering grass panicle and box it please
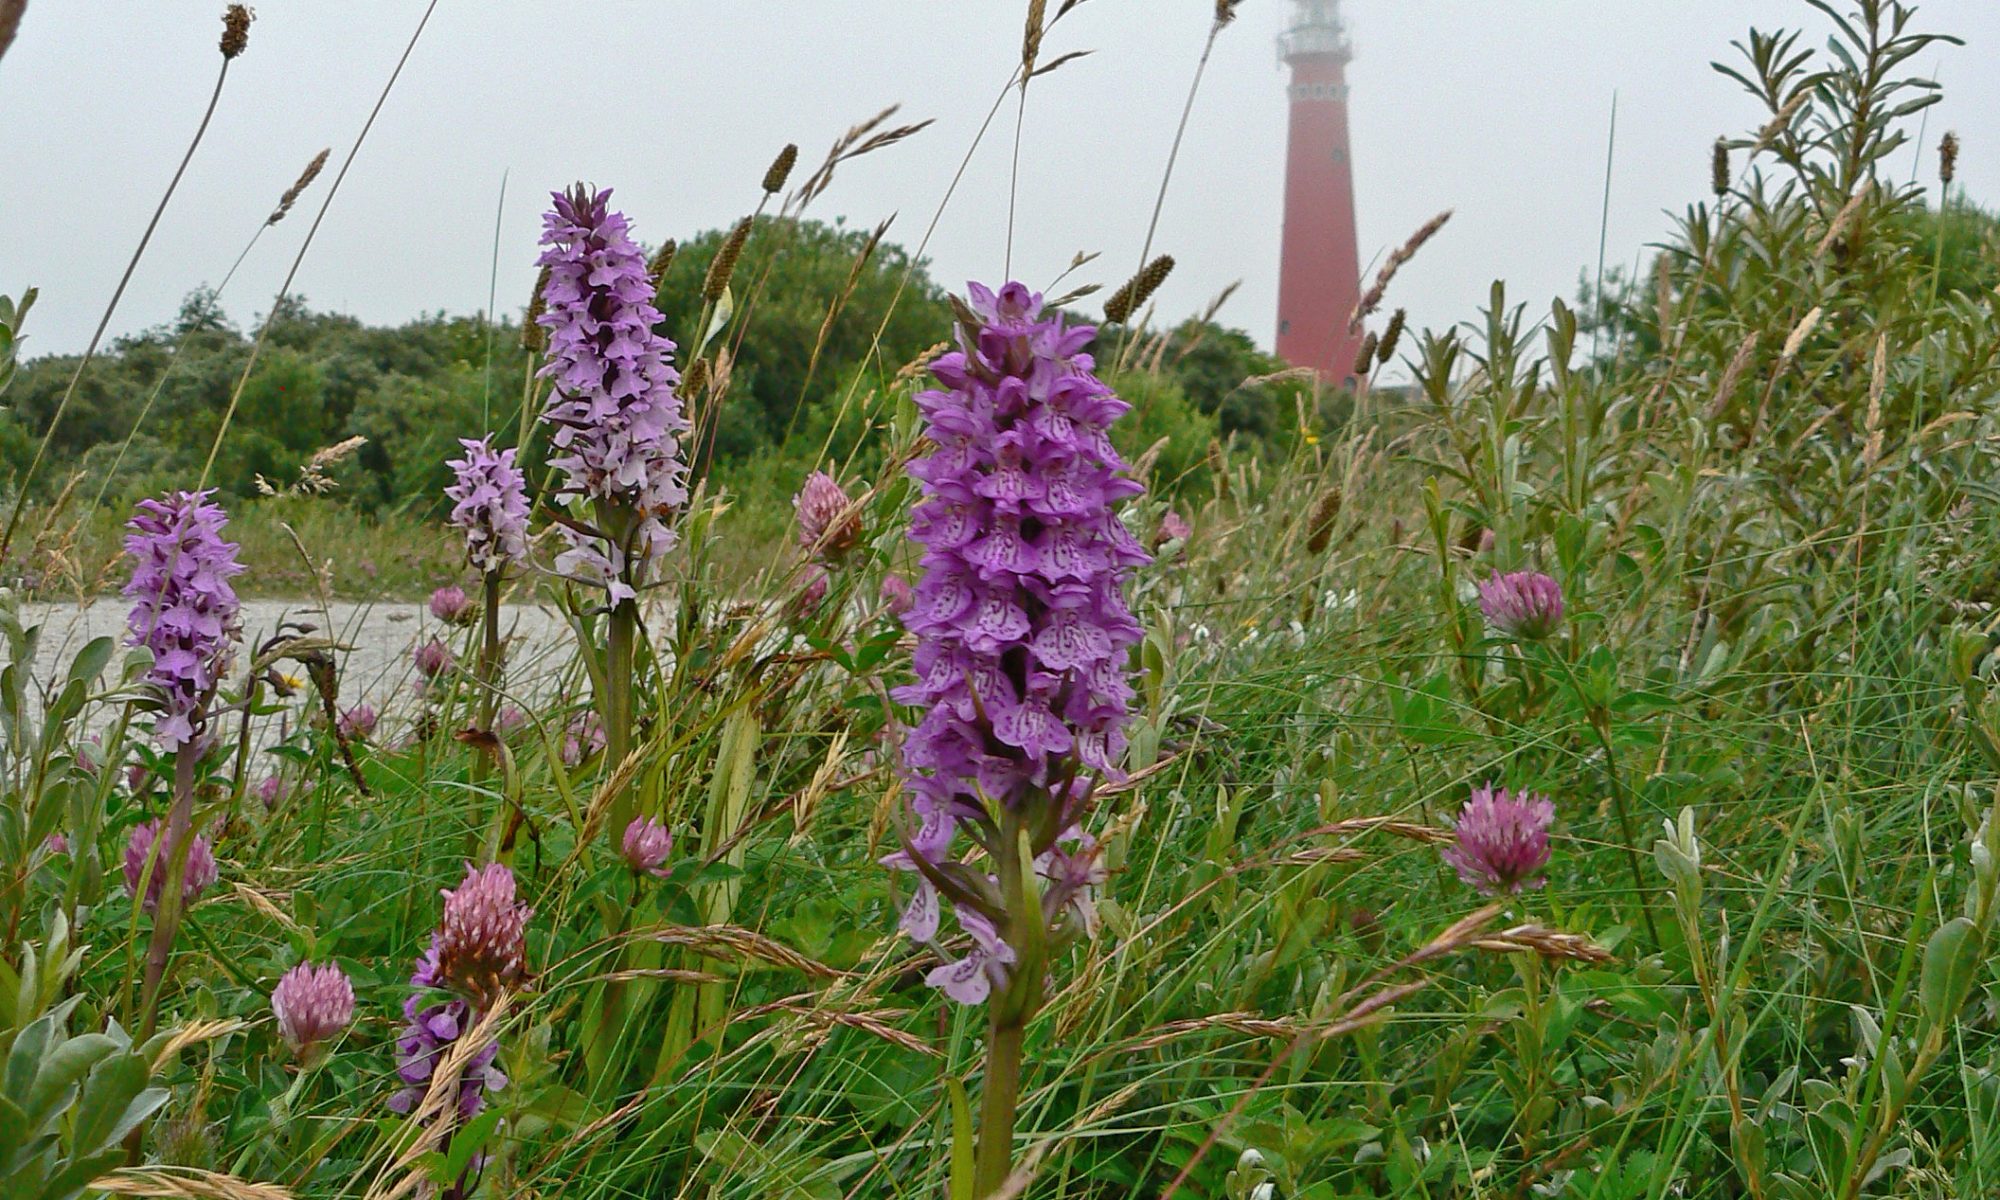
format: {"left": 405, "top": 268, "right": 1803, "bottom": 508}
{"left": 887, "top": 280, "right": 1149, "bottom": 1003}
{"left": 122, "top": 490, "right": 245, "bottom": 751}
{"left": 621, "top": 815, "right": 674, "bottom": 877}
{"left": 1440, "top": 784, "right": 1555, "bottom": 896}
{"left": 432, "top": 863, "right": 531, "bottom": 1006}
{"left": 535, "top": 185, "right": 689, "bottom": 602}
{"left": 1478, "top": 569, "right": 1564, "bottom": 640}
{"left": 429, "top": 585, "right": 476, "bottom": 625}
{"left": 271, "top": 962, "right": 355, "bottom": 1057}
{"left": 444, "top": 436, "right": 531, "bottom": 573}
{"left": 123, "top": 818, "right": 218, "bottom": 914}
{"left": 794, "top": 470, "right": 860, "bottom": 558}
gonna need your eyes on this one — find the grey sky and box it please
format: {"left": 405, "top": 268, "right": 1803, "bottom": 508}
{"left": 4, "top": 2, "right": 1996, "bottom": 365}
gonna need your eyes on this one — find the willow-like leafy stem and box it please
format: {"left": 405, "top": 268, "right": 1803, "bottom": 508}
{"left": 1542, "top": 644, "right": 1661, "bottom": 949}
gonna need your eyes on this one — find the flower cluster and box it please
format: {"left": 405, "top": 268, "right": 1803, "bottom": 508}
{"left": 337, "top": 704, "right": 377, "bottom": 742}
{"left": 271, "top": 962, "right": 355, "bottom": 1057}
{"left": 414, "top": 638, "right": 454, "bottom": 681}
{"left": 389, "top": 956, "right": 508, "bottom": 1119}
{"left": 879, "top": 574, "right": 914, "bottom": 617}
{"left": 389, "top": 864, "right": 528, "bottom": 1118}
{"left": 122, "top": 490, "right": 245, "bottom": 750}
{"left": 445, "top": 436, "right": 531, "bottom": 574}
{"left": 123, "top": 818, "right": 218, "bottom": 914}
{"left": 430, "top": 863, "right": 532, "bottom": 1006}
{"left": 794, "top": 471, "right": 861, "bottom": 558}
{"left": 253, "top": 775, "right": 288, "bottom": 811}
{"left": 429, "top": 585, "right": 476, "bottom": 626}
{"left": 1440, "top": 784, "right": 1555, "bottom": 895}
{"left": 1478, "top": 570, "right": 1564, "bottom": 641}
{"left": 535, "top": 186, "right": 689, "bottom": 602}
{"left": 791, "top": 563, "right": 829, "bottom": 620}
{"left": 561, "top": 710, "right": 605, "bottom": 767}
{"left": 621, "top": 815, "right": 673, "bottom": 877}
{"left": 886, "top": 281, "right": 1148, "bottom": 1005}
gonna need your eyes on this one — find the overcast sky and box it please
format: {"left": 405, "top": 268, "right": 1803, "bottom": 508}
{"left": 4, "top": 1, "right": 1997, "bottom": 366}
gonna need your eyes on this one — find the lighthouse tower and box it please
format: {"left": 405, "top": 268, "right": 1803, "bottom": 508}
{"left": 1275, "top": 0, "right": 1365, "bottom": 381}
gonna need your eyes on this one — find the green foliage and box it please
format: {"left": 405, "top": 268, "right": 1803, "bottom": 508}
{"left": 0, "top": 288, "right": 34, "bottom": 398}
{"left": 0, "top": 914, "right": 169, "bottom": 1200}
{"left": 654, "top": 216, "right": 950, "bottom": 463}
{"left": 1105, "top": 368, "right": 1219, "bottom": 497}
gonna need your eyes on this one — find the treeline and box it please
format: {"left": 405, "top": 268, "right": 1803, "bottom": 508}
{"left": 0, "top": 216, "right": 1311, "bottom": 517}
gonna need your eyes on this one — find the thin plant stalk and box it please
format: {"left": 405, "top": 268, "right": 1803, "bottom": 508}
{"left": 136, "top": 748, "right": 199, "bottom": 1042}
{"left": 194, "top": 0, "right": 440, "bottom": 491}
{"left": 973, "top": 1017, "right": 1027, "bottom": 1197}
{"left": 972, "top": 808, "right": 1045, "bottom": 1196}
{"left": 1, "top": 56, "right": 234, "bottom": 561}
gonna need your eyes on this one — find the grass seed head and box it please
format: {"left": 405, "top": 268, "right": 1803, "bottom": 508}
{"left": 763, "top": 142, "right": 799, "bottom": 194}
{"left": 704, "top": 217, "right": 753, "bottom": 303}
{"left": 219, "top": 4, "right": 251, "bottom": 58}
{"left": 1103, "top": 255, "right": 1175, "bottom": 325}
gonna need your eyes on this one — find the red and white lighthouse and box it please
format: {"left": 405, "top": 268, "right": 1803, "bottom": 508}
{"left": 1275, "top": 0, "right": 1365, "bottom": 381}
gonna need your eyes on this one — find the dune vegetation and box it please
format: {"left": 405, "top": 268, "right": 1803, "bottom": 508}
{"left": 2, "top": 2, "right": 1999, "bottom": 1198}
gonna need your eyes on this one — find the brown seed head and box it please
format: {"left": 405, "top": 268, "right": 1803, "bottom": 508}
{"left": 1352, "top": 210, "right": 1452, "bottom": 330}
{"left": 1305, "top": 488, "right": 1342, "bottom": 554}
{"left": 1022, "top": 0, "right": 1047, "bottom": 79}
{"left": 1350, "top": 332, "right": 1378, "bottom": 378}
{"left": 681, "top": 356, "right": 710, "bottom": 400}
{"left": 1103, "top": 254, "right": 1175, "bottom": 325}
{"left": 648, "top": 239, "right": 677, "bottom": 283}
{"left": 1377, "top": 308, "right": 1406, "bottom": 365}
{"left": 1711, "top": 136, "right": 1729, "bottom": 197}
{"left": 0, "top": 0, "right": 27, "bottom": 63}
{"left": 1707, "top": 331, "right": 1759, "bottom": 422}
{"left": 704, "top": 218, "right": 753, "bottom": 304}
{"left": 268, "top": 148, "right": 329, "bottom": 226}
{"left": 762, "top": 143, "right": 799, "bottom": 195}
{"left": 219, "top": 4, "right": 252, "bottom": 59}
{"left": 521, "top": 265, "right": 551, "bottom": 353}
{"left": 1940, "top": 131, "right": 1959, "bottom": 186}
{"left": 1215, "top": 0, "right": 1244, "bottom": 28}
